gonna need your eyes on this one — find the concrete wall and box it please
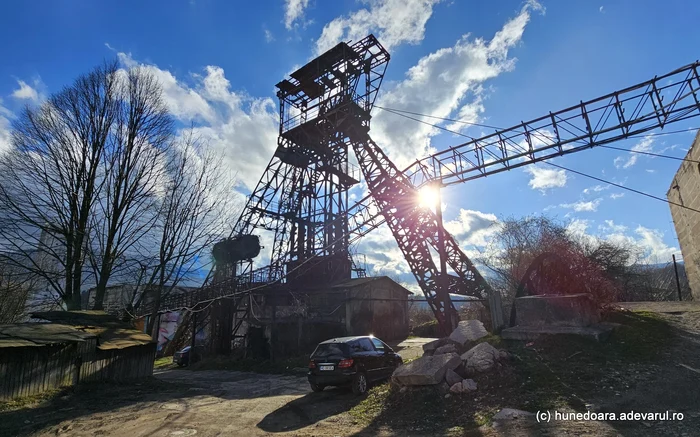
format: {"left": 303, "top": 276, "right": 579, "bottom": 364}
{"left": 667, "top": 132, "right": 700, "bottom": 299}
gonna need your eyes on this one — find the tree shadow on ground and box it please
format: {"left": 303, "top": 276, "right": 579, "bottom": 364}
{"left": 0, "top": 375, "right": 209, "bottom": 437}
{"left": 0, "top": 366, "right": 312, "bottom": 437}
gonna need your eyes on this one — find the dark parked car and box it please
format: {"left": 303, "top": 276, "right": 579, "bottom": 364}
{"left": 173, "top": 346, "right": 194, "bottom": 366}
{"left": 307, "top": 336, "right": 403, "bottom": 395}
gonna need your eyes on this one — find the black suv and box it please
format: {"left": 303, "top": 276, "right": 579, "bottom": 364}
{"left": 307, "top": 335, "right": 403, "bottom": 395}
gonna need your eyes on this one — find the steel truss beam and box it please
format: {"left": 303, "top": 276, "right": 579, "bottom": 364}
{"left": 147, "top": 54, "right": 700, "bottom": 334}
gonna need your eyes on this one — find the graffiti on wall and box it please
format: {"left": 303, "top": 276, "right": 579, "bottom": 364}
{"left": 157, "top": 311, "right": 182, "bottom": 352}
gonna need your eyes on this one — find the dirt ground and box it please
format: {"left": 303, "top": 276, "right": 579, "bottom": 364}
{"left": 3, "top": 306, "right": 700, "bottom": 437}
{"left": 0, "top": 338, "right": 432, "bottom": 437}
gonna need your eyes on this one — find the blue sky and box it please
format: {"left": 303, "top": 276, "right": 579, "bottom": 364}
{"left": 1, "top": 0, "right": 699, "bottom": 288}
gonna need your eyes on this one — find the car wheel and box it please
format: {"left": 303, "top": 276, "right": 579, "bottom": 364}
{"left": 310, "top": 383, "right": 325, "bottom": 392}
{"left": 352, "top": 372, "right": 368, "bottom": 395}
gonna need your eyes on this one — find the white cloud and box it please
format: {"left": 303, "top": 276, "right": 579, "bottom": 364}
{"left": 0, "top": 98, "right": 12, "bottom": 155}
{"left": 284, "top": 0, "right": 310, "bottom": 30}
{"left": 444, "top": 209, "right": 499, "bottom": 247}
{"left": 315, "top": 0, "right": 443, "bottom": 55}
{"left": 11, "top": 79, "right": 42, "bottom": 102}
{"left": 599, "top": 6, "right": 604, "bottom": 13}
{"left": 614, "top": 135, "right": 654, "bottom": 169}
{"left": 583, "top": 184, "right": 609, "bottom": 194}
{"left": 645, "top": 169, "right": 656, "bottom": 173}
{"left": 524, "top": 166, "right": 567, "bottom": 191}
{"left": 560, "top": 198, "right": 602, "bottom": 212}
{"left": 604, "top": 225, "right": 678, "bottom": 264}
{"left": 633, "top": 226, "right": 677, "bottom": 263}
{"left": 600, "top": 219, "right": 627, "bottom": 233}
{"left": 116, "top": 53, "right": 279, "bottom": 190}
{"left": 609, "top": 192, "right": 625, "bottom": 200}
{"left": 566, "top": 218, "right": 591, "bottom": 237}
{"left": 371, "top": 1, "right": 543, "bottom": 167}
{"left": 445, "top": 88, "right": 486, "bottom": 133}
{"left": 264, "top": 28, "right": 275, "bottom": 43}
{"left": 574, "top": 219, "right": 677, "bottom": 265}
{"left": 358, "top": 224, "right": 410, "bottom": 275}
{"left": 357, "top": 208, "right": 499, "bottom": 276}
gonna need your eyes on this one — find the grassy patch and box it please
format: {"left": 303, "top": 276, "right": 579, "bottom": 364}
{"left": 349, "top": 309, "right": 676, "bottom": 433}
{"left": 351, "top": 381, "right": 504, "bottom": 433}
{"left": 154, "top": 356, "right": 176, "bottom": 369}
{"left": 474, "top": 333, "right": 504, "bottom": 348}
{"left": 410, "top": 319, "right": 440, "bottom": 338}
{"left": 189, "top": 354, "right": 309, "bottom": 375}
{"left": 0, "top": 388, "right": 68, "bottom": 413}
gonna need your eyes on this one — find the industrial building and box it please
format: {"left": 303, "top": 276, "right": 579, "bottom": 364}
{"left": 667, "top": 131, "right": 700, "bottom": 299}
{"left": 237, "top": 276, "right": 411, "bottom": 358}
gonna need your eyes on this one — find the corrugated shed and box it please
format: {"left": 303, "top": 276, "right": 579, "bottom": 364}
{"left": 0, "top": 323, "right": 95, "bottom": 348}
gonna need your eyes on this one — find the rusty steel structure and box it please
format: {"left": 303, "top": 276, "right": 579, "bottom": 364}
{"left": 146, "top": 38, "right": 700, "bottom": 339}
{"left": 224, "top": 35, "right": 390, "bottom": 287}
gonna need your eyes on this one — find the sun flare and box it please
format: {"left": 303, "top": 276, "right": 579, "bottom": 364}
{"left": 418, "top": 185, "right": 439, "bottom": 209}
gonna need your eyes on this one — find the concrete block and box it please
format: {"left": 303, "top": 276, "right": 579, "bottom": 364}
{"left": 434, "top": 344, "right": 458, "bottom": 356}
{"left": 461, "top": 342, "right": 506, "bottom": 374}
{"left": 422, "top": 337, "right": 449, "bottom": 354}
{"left": 392, "top": 352, "right": 461, "bottom": 386}
{"left": 445, "top": 368, "right": 462, "bottom": 386}
{"left": 513, "top": 293, "right": 600, "bottom": 328}
{"left": 500, "top": 323, "right": 619, "bottom": 342}
{"left": 448, "top": 320, "right": 488, "bottom": 346}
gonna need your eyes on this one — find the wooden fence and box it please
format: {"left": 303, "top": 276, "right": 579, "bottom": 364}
{"left": 0, "top": 341, "right": 156, "bottom": 401}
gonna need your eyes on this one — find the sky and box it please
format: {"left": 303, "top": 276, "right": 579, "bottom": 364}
{"left": 1, "top": 0, "right": 699, "bottom": 290}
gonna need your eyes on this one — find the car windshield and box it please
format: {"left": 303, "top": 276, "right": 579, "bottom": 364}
{"left": 311, "top": 342, "right": 349, "bottom": 358}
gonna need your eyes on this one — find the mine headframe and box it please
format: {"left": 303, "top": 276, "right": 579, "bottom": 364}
{"left": 148, "top": 37, "right": 700, "bottom": 342}
{"left": 218, "top": 35, "right": 390, "bottom": 290}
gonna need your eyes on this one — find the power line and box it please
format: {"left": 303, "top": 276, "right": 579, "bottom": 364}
{"left": 377, "top": 106, "right": 700, "bottom": 164}
{"left": 380, "top": 106, "right": 700, "bottom": 215}
{"left": 598, "top": 144, "right": 700, "bottom": 163}
{"left": 162, "top": 105, "right": 697, "bottom": 315}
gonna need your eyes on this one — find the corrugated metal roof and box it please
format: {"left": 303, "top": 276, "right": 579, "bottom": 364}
{"left": 31, "top": 310, "right": 124, "bottom": 327}
{"left": 0, "top": 323, "right": 96, "bottom": 348}
{"left": 330, "top": 277, "right": 383, "bottom": 288}
{"left": 330, "top": 276, "right": 412, "bottom": 294}
{"left": 21, "top": 311, "right": 154, "bottom": 350}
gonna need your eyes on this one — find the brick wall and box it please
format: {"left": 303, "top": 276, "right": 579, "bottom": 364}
{"left": 667, "top": 132, "right": 700, "bottom": 299}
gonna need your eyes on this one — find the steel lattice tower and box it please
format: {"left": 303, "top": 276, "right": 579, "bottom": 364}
{"left": 221, "top": 35, "right": 390, "bottom": 288}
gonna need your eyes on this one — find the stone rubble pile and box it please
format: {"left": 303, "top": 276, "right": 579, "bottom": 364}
{"left": 392, "top": 319, "right": 509, "bottom": 395}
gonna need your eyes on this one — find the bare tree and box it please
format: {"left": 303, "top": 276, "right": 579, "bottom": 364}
{"left": 124, "top": 131, "right": 236, "bottom": 335}
{"left": 0, "top": 258, "right": 41, "bottom": 323}
{"left": 479, "top": 216, "right": 639, "bottom": 305}
{"left": 90, "top": 66, "right": 174, "bottom": 310}
{"left": 0, "top": 62, "right": 119, "bottom": 309}
{"left": 479, "top": 216, "right": 568, "bottom": 297}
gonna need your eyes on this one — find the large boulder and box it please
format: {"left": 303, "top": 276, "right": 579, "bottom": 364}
{"left": 392, "top": 353, "right": 461, "bottom": 386}
{"left": 461, "top": 342, "right": 506, "bottom": 374}
{"left": 422, "top": 338, "right": 450, "bottom": 355}
{"left": 449, "top": 320, "right": 488, "bottom": 347}
{"left": 445, "top": 368, "right": 462, "bottom": 386}
{"left": 434, "top": 344, "right": 457, "bottom": 356}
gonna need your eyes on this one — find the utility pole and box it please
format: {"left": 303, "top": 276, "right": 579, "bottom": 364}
{"left": 673, "top": 254, "right": 683, "bottom": 301}
{"left": 191, "top": 311, "right": 197, "bottom": 353}
{"left": 433, "top": 182, "right": 456, "bottom": 334}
